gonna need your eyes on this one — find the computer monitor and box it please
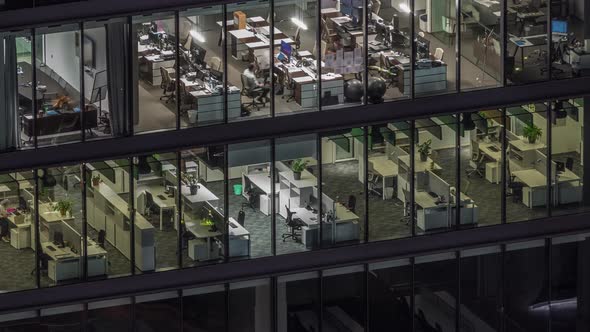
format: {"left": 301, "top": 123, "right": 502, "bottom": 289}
{"left": 552, "top": 20, "right": 568, "bottom": 34}
{"left": 280, "top": 40, "right": 292, "bottom": 61}
{"left": 192, "top": 44, "right": 207, "bottom": 65}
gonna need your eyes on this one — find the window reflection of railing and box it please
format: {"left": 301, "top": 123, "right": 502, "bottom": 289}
{"left": 460, "top": 9, "right": 502, "bottom": 83}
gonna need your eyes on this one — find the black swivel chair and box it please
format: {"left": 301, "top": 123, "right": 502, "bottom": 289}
{"left": 237, "top": 209, "right": 246, "bottom": 227}
{"left": 144, "top": 191, "right": 159, "bottom": 219}
{"left": 240, "top": 74, "right": 266, "bottom": 112}
{"left": 507, "top": 175, "right": 524, "bottom": 203}
{"left": 565, "top": 157, "right": 574, "bottom": 171}
{"left": 242, "top": 177, "right": 262, "bottom": 211}
{"left": 282, "top": 206, "right": 305, "bottom": 242}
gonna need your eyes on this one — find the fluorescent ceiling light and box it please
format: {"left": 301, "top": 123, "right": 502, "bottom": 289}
{"left": 190, "top": 30, "right": 205, "bottom": 43}
{"left": 400, "top": 3, "right": 411, "bottom": 13}
{"left": 291, "top": 17, "right": 308, "bottom": 30}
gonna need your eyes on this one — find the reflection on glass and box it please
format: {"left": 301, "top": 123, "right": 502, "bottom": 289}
{"left": 367, "top": 122, "right": 410, "bottom": 241}
{"left": 228, "top": 141, "right": 271, "bottom": 260}
{"left": 84, "top": 18, "right": 129, "bottom": 141}
{"left": 183, "top": 285, "right": 226, "bottom": 332}
{"left": 460, "top": 0, "right": 503, "bottom": 90}
{"left": 550, "top": 2, "right": 587, "bottom": 79}
{"left": 277, "top": 272, "right": 320, "bottom": 331}
{"left": 321, "top": 129, "right": 364, "bottom": 246}
{"left": 0, "top": 311, "right": 40, "bottom": 331}
{"left": 415, "top": 116, "right": 459, "bottom": 234}
{"left": 35, "top": 25, "right": 83, "bottom": 147}
{"left": 504, "top": 240, "right": 548, "bottom": 331}
{"left": 0, "top": 170, "right": 36, "bottom": 292}
{"left": 229, "top": 279, "right": 271, "bottom": 331}
{"left": 179, "top": 6, "right": 226, "bottom": 128}
{"left": 320, "top": 0, "right": 365, "bottom": 109}
{"left": 135, "top": 291, "right": 181, "bottom": 332}
{"left": 274, "top": 0, "right": 319, "bottom": 114}
{"left": 368, "top": 259, "right": 412, "bottom": 331}
{"left": 460, "top": 246, "right": 502, "bottom": 331}
{"left": 227, "top": 1, "right": 272, "bottom": 121}
{"left": 505, "top": 0, "right": 549, "bottom": 85}
{"left": 322, "top": 266, "right": 366, "bottom": 331}
{"left": 275, "top": 134, "right": 319, "bottom": 255}
{"left": 461, "top": 110, "right": 503, "bottom": 227}
{"left": 180, "top": 146, "right": 226, "bottom": 267}
{"left": 40, "top": 304, "right": 84, "bottom": 332}
{"left": 413, "top": 0, "right": 455, "bottom": 96}
{"left": 87, "top": 298, "right": 133, "bottom": 332}
{"left": 368, "top": 0, "right": 412, "bottom": 101}
{"left": 551, "top": 98, "right": 586, "bottom": 216}
{"left": 133, "top": 153, "right": 178, "bottom": 272}
{"left": 133, "top": 13, "right": 178, "bottom": 134}
{"left": 414, "top": 252, "right": 458, "bottom": 331}
{"left": 85, "top": 159, "right": 132, "bottom": 279}
{"left": 506, "top": 103, "right": 548, "bottom": 222}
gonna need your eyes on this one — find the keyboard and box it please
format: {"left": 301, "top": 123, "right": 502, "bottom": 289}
{"left": 229, "top": 222, "right": 238, "bottom": 229}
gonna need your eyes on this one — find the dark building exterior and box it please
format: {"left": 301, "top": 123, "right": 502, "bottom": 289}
{"left": 0, "top": 0, "right": 588, "bottom": 331}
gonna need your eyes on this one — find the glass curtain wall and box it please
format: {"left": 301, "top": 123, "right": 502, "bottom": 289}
{"left": 87, "top": 298, "right": 133, "bottom": 332}
{"left": 226, "top": 1, "right": 271, "bottom": 121}
{"left": 229, "top": 279, "right": 272, "bottom": 331}
{"left": 460, "top": 0, "right": 503, "bottom": 89}
{"left": 183, "top": 285, "right": 227, "bottom": 331}
{"left": 132, "top": 12, "right": 178, "bottom": 134}
{"left": 179, "top": 6, "right": 225, "bottom": 128}
{"left": 40, "top": 304, "right": 84, "bottom": 332}
{"left": 85, "top": 159, "right": 133, "bottom": 279}
{"left": 322, "top": 265, "right": 366, "bottom": 331}
{"left": 274, "top": 0, "right": 319, "bottom": 115}
{"left": 34, "top": 24, "right": 83, "bottom": 147}
{"left": 277, "top": 271, "right": 320, "bottom": 331}
{"left": 135, "top": 291, "right": 182, "bottom": 332}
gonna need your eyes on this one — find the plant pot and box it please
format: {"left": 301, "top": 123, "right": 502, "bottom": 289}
{"left": 190, "top": 184, "right": 199, "bottom": 195}
{"left": 293, "top": 171, "right": 302, "bottom": 180}
{"left": 92, "top": 178, "right": 100, "bottom": 186}
{"left": 527, "top": 136, "right": 536, "bottom": 144}
{"left": 420, "top": 152, "right": 428, "bottom": 162}
{"left": 60, "top": 211, "right": 66, "bottom": 217}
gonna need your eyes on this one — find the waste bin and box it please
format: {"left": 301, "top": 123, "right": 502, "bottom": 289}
{"left": 233, "top": 184, "right": 243, "bottom": 196}
{"left": 419, "top": 14, "right": 428, "bottom": 31}
{"left": 188, "top": 110, "right": 198, "bottom": 124}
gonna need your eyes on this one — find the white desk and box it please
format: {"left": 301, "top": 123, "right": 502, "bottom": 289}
{"left": 242, "top": 173, "right": 280, "bottom": 215}
{"left": 398, "top": 155, "right": 442, "bottom": 173}
{"left": 181, "top": 183, "right": 219, "bottom": 205}
{"left": 293, "top": 203, "right": 360, "bottom": 248}
{"left": 369, "top": 156, "right": 398, "bottom": 200}
{"left": 42, "top": 240, "right": 107, "bottom": 282}
{"left": 478, "top": 142, "right": 502, "bottom": 184}
{"left": 185, "top": 216, "right": 250, "bottom": 260}
{"left": 512, "top": 169, "right": 547, "bottom": 208}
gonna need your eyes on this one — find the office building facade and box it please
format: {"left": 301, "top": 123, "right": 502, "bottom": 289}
{"left": 0, "top": 0, "right": 589, "bottom": 331}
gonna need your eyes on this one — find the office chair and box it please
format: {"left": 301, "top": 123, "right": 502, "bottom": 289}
{"left": 400, "top": 189, "right": 414, "bottom": 225}
{"left": 565, "top": 157, "right": 574, "bottom": 171}
{"left": 31, "top": 252, "right": 50, "bottom": 276}
{"left": 282, "top": 206, "right": 305, "bottom": 243}
{"left": 433, "top": 47, "right": 444, "bottom": 62}
{"left": 237, "top": 209, "right": 246, "bottom": 227}
{"left": 466, "top": 153, "right": 485, "bottom": 178}
{"left": 282, "top": 71, "right": 296, "bottom": 103}
{"left": 242, "top": 177, "right": 262, "bottom": 211}
{"left": 179, "top": 80, "right": 195, "bottom": 116}
{"left": 97, "top": 230, "right": 106, "bottom": 248}
{"left": 347, "top": 195, "right": 356, "bottom": 213}
{"left": 209, "top": 57, "right": 222, "bottom": 72}
{"left": 240, "top": 74, "right": 266, "bottom": 112}
{"left": 159, "top": 67, "right": 176, "bottom": 103}
{"left": 507, "top": 175, "right": 524, "bottom": 203}
{"left": 144, "top": 191, "right": 159, "bottom": 219}
{"left": 368, "top": 173, "right": 383, "bottom": 197}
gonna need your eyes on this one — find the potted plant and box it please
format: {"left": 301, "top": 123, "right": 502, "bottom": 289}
{"left": 417, "top": 139, "right": 432, "bottom": 162}
{"left": 523, "top": 123, "right": 542, "bottom": 144}
{"left": 183, "top": 173, "right": 200, "bottom": 195}
{"left": 53, "top": 200, "right": 72, "bottom": 217}
{"left": 91, "top": 175, "right": 101, "bottom": 187}
{"left": 291, "top": 159, "right": 309, "bottom": 180}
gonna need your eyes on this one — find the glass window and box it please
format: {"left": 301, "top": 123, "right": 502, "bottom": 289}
{"left": 183, "top": 285, "right": 226, "bottom": 332}
{"left": 229, "top": 279, "right": 271, "bottom": 331}
{"left": 0, "top": 170, "right": 36, "bottom": 292}
{"left": 414, "top": 252, "right": 458, "bottom": 331}
{"left": 461, "top": 110, "right": 504, "bottom": 227}
{"left": 85, "top": 159, "right": 133, "bottom": 279}
{"left": 551, "top": 98, "right": 586, "bottom": 216}
{"left": 228, "top": 140, "right": 271, "bottom": 260}
{"left": 84, "top": 18, "right": 130, "bottom": 141}
{"left": 133, "top": 153, "right": 179, "bottom": 272}
{"left": 460, "top": 246, "right": 502, "bottom": 331}
{"left": 277, "top": 271, "right": 320, "bottom": 331}
{"left": 275, "top": 134, "right": 318, "bottom": 255}
{"left": 415, "top": 116, "right": 458, "bottom": 234}
{"left": 132, "top": 12, "right": 178, "bottom": 134}
{"left": 322, "top": 266, "right": 366, "bottom": 331}
{"left": 368, "top": 0, "right": 412, "bottom": 101}
{"left": 0, "top": 311, "right": 41, "bottom": 331}
{"left": 413, "top": 0, "right": 456, "bottom": 96}
{"left": 135, "top": 291, "right": 181, "bottom": 332}
{"left": 551, "top": 234, "right": 590, "bottom": 332}
{"left": 34, "top": 24, "right": 83, "bottom": 147}
{"left": 460, "top": 0, "right": 503, "bottom": 90}
{"left": 274, "top": 0, "right": 319, "bottom": 115}
{"left": 180, "top": 146, "right": 226, "bottom": 267}
{"left": 178, "top": 6, "right": 225, "bottom": 128}
{"left": 321, "top": 129, "right": 365, "bottom": 247}
{"left": 87, "top": 298, "right": 133, "bottom": 332}
{"left": 38, "top": 165, "right": 85, "bottom": 287}
{"left": 504, "top": 240, "right": 548, "bottom": 331}
{"left": 368, "top": 258, "right": 412, "bottom": 332}
{"left": 367, "top": 122, "right": 410, "bottom": 241}
{"left": 506, "top": 103, "right": 549, "bottom": 223}
{"left": 320, "top": 0, "right": 365, "bottom": 109}
{"left": 227, "top": 1, "right": 271, "bottom": 121}
{"left": 505, "top": 0, "right": 549, "bottom": 85}
{"left": 40, "top": 304, "right": 84, "bottom": 332}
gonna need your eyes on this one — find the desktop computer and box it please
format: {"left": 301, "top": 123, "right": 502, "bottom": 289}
{"left": 552, "top": 19, "right": 568, "bottom": 35}
{"left": 279, "top": 40, "right": 292, "bottom": 62}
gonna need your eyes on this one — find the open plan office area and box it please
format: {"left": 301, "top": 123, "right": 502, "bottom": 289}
{"left": 1, "top": 0, "right": 589, "bottom": 153}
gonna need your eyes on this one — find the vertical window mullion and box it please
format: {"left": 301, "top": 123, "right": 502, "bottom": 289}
{"left": 175, "top": 11, "right": 181, "bottom": 130}
{"left": 501, "top": 108, "right": 507, "bottom": 224}
{"left": 410, "top": 120, "right": 416, "bottom": 236}
{"left": 81, "top": 164, "right": 88, "bottom": 281}
{"left": 129, "top": 158, "right": 136, "bottom": 275}
{"left": 364, "top": 126, "right": 369, "bottom": 242}
{"left": 176, "top": 150, "right": 182, "bottom": 268}
{"left": 456, "top": 0, "right": 462, "bottom": 93}
{"left": 271, "top": 138, "right": 276, "bottom": 256}
{"left": 222, "top": 6, "right": 229, "bottom": 124}
{"left": 31, "top": 29, "right": 38, "bottom": 149}
{"left": 270, "top": 0, "right": 275, "bottom": 117}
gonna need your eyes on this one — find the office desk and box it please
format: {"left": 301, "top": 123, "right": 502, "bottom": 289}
{"left": 139, "top": 53, "right": 175, "bottom": 86}
{"left": 42, "top": 240, "right": 107, "bottom": 282}
{"left": 7, "top": 211, "right": 33, "bottom": 249}
{"left": 242, "top": 173, "right": 280, "bottom": 215}
{"left": 180, "top": 183, "right": 219, "bottom": 207}
{"left": 22, "top": 107, "right": 98, "bottom": 139}
{"left": 225, "top": 24, "right": 292, "bottom": 60}
{"left": 478, "top": 141, "right": 502, "bottom": 183}
{"left": 415, "top": 191, "right": 478, "bottom": 231}
{"left": 512, "top": 169, "right": 546, "bottom": 208}
{"left": 509, "top": 34, "right": 561, "bottom": 68}
{"left": 369, "top": 156, "right": 398, "bottom": 200}
{"left": 186, "top": 82, "right": 241, "bottom": 123}
{"left": 185, "top": 216, "right": 250, "bottom": 260}
{"left": 293, "top": 203, "right": 360, "bottom": 248}
{"left": 398, "top": 155, "right": 442, "bottom": 173}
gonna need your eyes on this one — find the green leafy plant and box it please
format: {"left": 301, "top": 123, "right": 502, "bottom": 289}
{"left": 291, "top": 159, "right": 309, "bottom": 173}
{"left": 182, "top": 172, "right": 199, "bottom": 186}
{"left": 53, "top": 200, "right": 73, "bottom": 217}
{"left": 91, "top": 175, "right": 101, "bottom": 186}
{"left": 417, "top": 139, "right": 432, "bottom": 161}
{"left": 523, "top": 123, "right": 542, "bottom": 144}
